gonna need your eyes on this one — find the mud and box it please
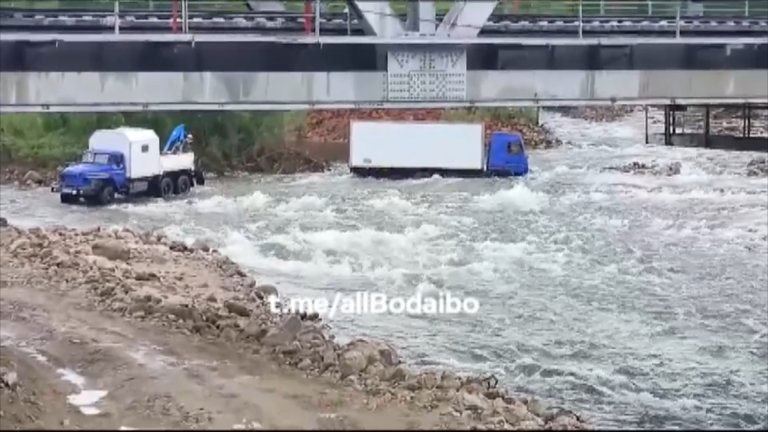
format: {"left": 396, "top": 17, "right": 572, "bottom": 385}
{"left": 0, "top": 224, "right": 588, "bottom": 430}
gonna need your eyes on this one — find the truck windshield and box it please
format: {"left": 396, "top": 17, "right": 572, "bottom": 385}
{"left": 81, "top": 152, "right": 111, "bottom": 164}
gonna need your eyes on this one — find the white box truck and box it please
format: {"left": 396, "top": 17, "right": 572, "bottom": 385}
{"left": 348, "top": 120, "right": 529, "bottom": 178}
{"left": 52, "top": 126, "right": 205, "bottom": 205}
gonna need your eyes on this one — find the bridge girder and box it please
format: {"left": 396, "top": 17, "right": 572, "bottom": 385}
{"left": 346, "top": 0, "right": 404, "bottom": 37}
{"left": 437, "top": 1, "right": 498, "bottom": 38}
{"left": 348, "top": 0, "right": 497, "bottom": 37}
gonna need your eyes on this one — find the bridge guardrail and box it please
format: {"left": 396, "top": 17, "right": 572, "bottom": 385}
{"left": 1, "top": 0, "right": 766, "bottom": 36}
{"left": 3, "top": 0, "right": 767, "bottom": 16}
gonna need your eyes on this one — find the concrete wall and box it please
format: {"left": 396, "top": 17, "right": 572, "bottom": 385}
{"left": 1, "top": 70, "right": 767, "bottom": 112}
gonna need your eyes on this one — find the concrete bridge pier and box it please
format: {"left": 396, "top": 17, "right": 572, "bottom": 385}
{"left": 659, "top": 104, "right": 768, "bottom": 152}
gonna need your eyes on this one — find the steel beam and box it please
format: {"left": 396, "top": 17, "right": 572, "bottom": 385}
{"left": 437, "top": 0, "right": 498, "bottom": 38}
{"left": 418, "top": 1, "right": 437, "bottom": 34}
{"left": 347, "top": 0, "right": 403, "bottom": 37}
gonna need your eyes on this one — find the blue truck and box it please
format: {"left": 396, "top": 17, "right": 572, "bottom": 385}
{"left": 347, "top": 121, "right": 528, "bottom": 178}
{"left": 52, "top": 124, "right": 205, "bottom": 205}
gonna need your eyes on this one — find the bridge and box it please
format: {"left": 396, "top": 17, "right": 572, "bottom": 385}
{"left": 2, "top": 0, "right": 767, "bottom": 36}
{"left": 0, "top": 0, "right": 766, "bottom": 112}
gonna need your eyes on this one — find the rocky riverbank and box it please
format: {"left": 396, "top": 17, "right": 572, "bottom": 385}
{"left": 0, "top": 223, "right": 588, "bottom": 430}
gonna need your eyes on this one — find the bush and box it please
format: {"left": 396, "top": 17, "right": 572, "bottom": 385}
{"left": 0, "top": 112, "right": 305, "bottom": 173}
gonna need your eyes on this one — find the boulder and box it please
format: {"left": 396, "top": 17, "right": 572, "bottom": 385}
{"left": 252, "top": 284, "right": 279, "bottom": 300}
{"left": 339, "top": 350, "right": 367, "bottom": 378}
{"left": 343, "top": 339, "right": 400, "bottom": 367}
{"left": 22, "top": 170, "right": 44, "bottom": 185}
{"left": 91, "top": 239, "right": 131, "bottom": 261}
{"left": 261, "top": 315, "right": 302, "bottom": 346}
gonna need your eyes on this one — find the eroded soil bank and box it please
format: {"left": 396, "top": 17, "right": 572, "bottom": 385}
{"left": 0, "top": 222, "right": 588, "bottom": 430}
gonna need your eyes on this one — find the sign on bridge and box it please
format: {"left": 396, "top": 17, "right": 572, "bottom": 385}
{"left": 386, "top": 47, "right": 467, "bottom": 102}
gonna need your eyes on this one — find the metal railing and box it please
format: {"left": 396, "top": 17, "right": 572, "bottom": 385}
{"left": 500, "top": 0, "right": 768, "bottom": 17}
{"left": 1, "top": 0, "right": 766, "bottom": 36}
{"left": 3, "top": 0, "right": 767, "bottom": 16}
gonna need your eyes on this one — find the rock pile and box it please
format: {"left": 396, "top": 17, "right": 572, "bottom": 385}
{"left": 746, "top": 157, "right": 768, "bottom": 177}
{"left": 603, "top": 161, "right": 682, "bottom": 176}
{"left": 0, "top": 168, "right": 58, "bottom": 188}
{"left": 0, "top": 223, "right": 589, "bottom": 431}
{"left": 300, "top": 109, "right": 562, "bottom": 149}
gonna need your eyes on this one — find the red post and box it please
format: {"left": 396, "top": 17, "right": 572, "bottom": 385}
{"left": 171, "top": 0, "right": 179, "bottom": 33}
{"left": 304, "top": 0, "right": 312, "bottom": 35}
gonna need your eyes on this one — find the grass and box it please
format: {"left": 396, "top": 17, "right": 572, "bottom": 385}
{"left": 0, "top": 111, "right": 306, "bottom": 172}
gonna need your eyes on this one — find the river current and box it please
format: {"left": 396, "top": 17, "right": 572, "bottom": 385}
{"left": 2, "top": 110, "right": 766, "bottom": 428}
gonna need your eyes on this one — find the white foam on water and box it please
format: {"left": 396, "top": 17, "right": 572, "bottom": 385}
{"left": 274, "top": 194, "right": 328, "bottom": 212}
{"left": 367, "top": 194, "right": 420, "bottom": 212}
{"left": 473, "top": 184, "right": 548, "bottom": 212}
{"left": 192, "top": 190, "right": 272, "bottom": 213}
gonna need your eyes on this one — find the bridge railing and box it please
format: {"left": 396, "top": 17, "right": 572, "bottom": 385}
{"left": 501, "top": 0, "right": 767, "bottom": 17}
{"left": 3, "top": 0, "right": 767, "bottom": 17}
{"left": 1, "top": 0, "right": 766, "bottom": 36}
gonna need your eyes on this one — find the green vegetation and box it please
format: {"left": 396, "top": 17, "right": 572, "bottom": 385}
{"left": 0, "top": 112, "right": 306, "bottom": 173}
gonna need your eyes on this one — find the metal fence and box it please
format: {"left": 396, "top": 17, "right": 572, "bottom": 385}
{"left": 3, "top": 0, "right": 767, "bottom": 16}
{"left": 1, "top": 0, "right": 766, "bottom": 37}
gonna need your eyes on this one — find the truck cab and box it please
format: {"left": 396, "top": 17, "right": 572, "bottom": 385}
{"left": 486, "top": 131, "right": 529, "bottom": 176}
{"left": 57, "top": 150, "right": 128, "bottom": 205}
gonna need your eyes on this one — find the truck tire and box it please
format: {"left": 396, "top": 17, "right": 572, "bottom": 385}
{"left": 159, "top": 176, "right": 174, "bottom": 200}
{"left": 194, "top": 170, "right": 205, "bottom": 186}
{"left": 98, "top": 184, "right": 116, "bottom": 206}
{"left": 175, "top": 174, "right": 191, "bottom": 195}
{"left": 60, "top": 194, "right": 77, "bottom": 204}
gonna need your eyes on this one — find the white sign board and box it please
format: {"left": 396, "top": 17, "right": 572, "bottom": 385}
{"left": 387, "top": 47, "right": 467, "bottom": 101}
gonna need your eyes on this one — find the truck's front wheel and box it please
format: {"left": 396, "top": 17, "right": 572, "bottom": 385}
{"left": 99, "top": 184, "right": 116, "bottom": 206}
{"left": 175, "top": 174, "right": 191, "bottom": 195}
{"left": 159, "top": 176, "right": 174, "bottom": 200}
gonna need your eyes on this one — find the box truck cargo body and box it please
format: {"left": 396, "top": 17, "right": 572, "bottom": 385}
{"left": 348, "top": 120, "right": 529, "bottom": 178}
{"left": 349, "top": 121, "right": 485, "bottom": 171}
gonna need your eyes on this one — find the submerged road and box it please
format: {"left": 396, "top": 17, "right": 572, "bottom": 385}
{"left": 1, "top": 110, "right": 767, "bottom": 428}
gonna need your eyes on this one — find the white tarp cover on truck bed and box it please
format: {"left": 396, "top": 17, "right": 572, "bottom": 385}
{"left": 349, "top": 121, "right": 485, "bottom": 171}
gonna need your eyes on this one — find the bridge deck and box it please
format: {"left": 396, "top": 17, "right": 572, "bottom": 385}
{"left": 1, "top": 34, "right": 766, "bottom": 111}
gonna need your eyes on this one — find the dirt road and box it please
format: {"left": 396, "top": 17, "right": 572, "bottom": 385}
{"left": 0, "top": 223, "right": 587, "bottom": 430}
